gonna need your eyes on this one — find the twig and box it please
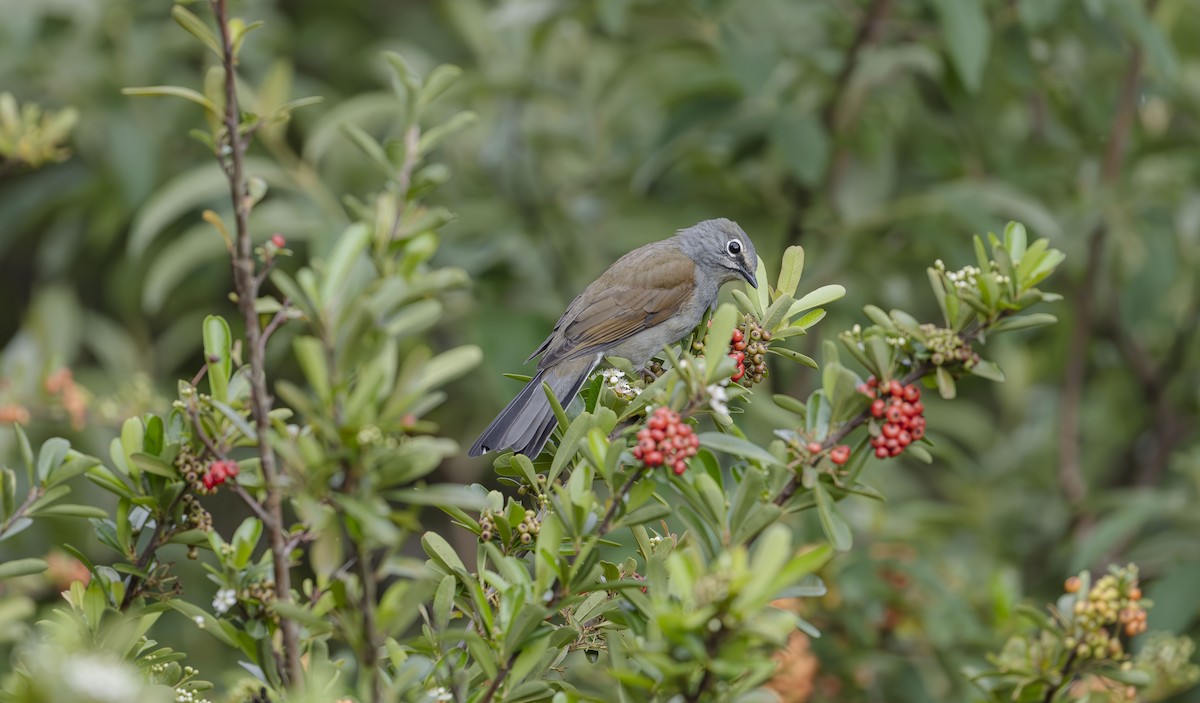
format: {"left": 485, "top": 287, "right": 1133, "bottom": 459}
{"left": 1042, "top": 649, "right": 1079, "bottom": 703}
{"left": 1057, "top": 9, "right": 1151, "bottom": 509}
{"left": 786, "top": 0, "right": 893, "bottom": 245}
{"left": 386, "top": 125, "right": 421, "bottom": 243}
{"left": 212, "top": 0, "right": 302, "bottom": 684}
{"left": 597, "top": 467, "right": 648, "bottom": 538}
{"left": 259, "top": 301, "right": 293, "bottom": 353}
{"left": 120, "top": 490, "right": 188, "bottom": 609}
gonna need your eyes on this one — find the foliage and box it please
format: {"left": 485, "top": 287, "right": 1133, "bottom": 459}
{"left": 2, "top": 0, "right": 1199, "bottom": 702}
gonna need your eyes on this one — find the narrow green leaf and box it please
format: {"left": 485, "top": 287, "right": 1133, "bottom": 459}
{"left": 122, "top": 86, "right": 217, "bottom": 113}
{"left": 202, "top": 315, "right": 232, "bottom": 403}
{"left": 0, "top": 558, "right": 48, "bottom": 580}
{"left": 170, "top": 5, "right": 222, "bottom": 57}
{"left": 776, "top": 246, "right": 805, "bottom": 297}
{"left": 813, "top": 484, "right": 852, "bottom": 551}
{"left": 698, "top": 432, "right": 783, "bottom": 467}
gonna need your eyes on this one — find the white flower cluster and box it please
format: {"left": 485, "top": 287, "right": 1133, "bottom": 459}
{"left": 64, "top": 657, "right": 139, "bottom": 702}
{"left": 706, "top": 383, "right": 729, "bottom": 417}
{"left": 212, "top": 588, "right": 237, "bottom": 615}
{"left": 601, "top": 368, "right": 641, "bottom": 400}
{"left": 428, "top": 687, "right": 454, "bottom": 701}
{"left": 937, "top": 259, "right": 1011, "bottom": 290}
{"left": 175, "top": 687, "right": 211, "bottom": 703}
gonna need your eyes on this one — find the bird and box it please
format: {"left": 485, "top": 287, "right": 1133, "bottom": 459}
{"left": 469, "top": 218, "right": 759, "bottom": 458}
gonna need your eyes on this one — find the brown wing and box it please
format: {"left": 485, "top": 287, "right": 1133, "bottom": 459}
{"left": 534, "top": 242, "right": 695, "bottom": 369}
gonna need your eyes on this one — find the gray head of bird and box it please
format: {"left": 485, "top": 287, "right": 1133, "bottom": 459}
{"left": 677, "top": 218, "right": 759, "bottom": 288}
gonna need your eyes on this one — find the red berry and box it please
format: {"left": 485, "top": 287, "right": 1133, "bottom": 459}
{"left": 882, "top": 423, "right": 900, "bottom": 439}
{"left": 271, "top": 233, "right": 286, "bottom": 248}
{"left": 830, "top": 445, "right": 850, "bottom": 465}
{"left": 911, "top": 426, "right": 925, "bottom": 440}
{"left": 889, "top": 445, "right": 903, "bottom": 457}
{"left": 866, "top": 376, "right": 878, "bottom": 388}
{"left": 806, "top": 442, "right": 822, "bottom": 454}
{"left": 875, "top": 447, "right": 889, "bottom": 459}
{"left": 645, "top": 451, "right": 664, "bottom": 467}
{"left": 885, "top": 438, "right": 899, "bottom": 450}
{"left": 639, "top": 438, "right": 656, "bottom": 453}
{"left": 673, "top": 463, "right": 686, "bottom": 475}
{"left": 903, "top": 385, "right": 920, "bottom": 402}
{"left": 731, "top": 329, "right": 744, "bottom": 343}
{"left": 870, "top": 435, "right": 886, "bottom": 449}
{"left": 897, "top": 431, "right": 912, "bottom": 447}
{"left": 678, "top": 424, "right": 692, "bottom": 436}
{"left": 633, "top": 447, "right": 644, "bottom": 459}
{"left": 901, "top": 402, "right": 916, "bottom": 417}
{"left": 734, "top": 341, "right": 747, "bottom": 351}
{"left": 666, "top": 423, "right": 678, "bottom": 437}
{"left": 871, "top": 399, "right": 886, "bottom": 418}
{"left": 886, "top": 407, "right": 904, "bottom": 423}
{"left": 888, "top": 380, "right": 903, "bottom": 397}
{"left": 666, "top": 410, "right": 680, "bottom": 424}
{"left": 856, "top": 383, "right": 870, "bottom": 395}
{"left": 648, "top": 417, "right": 665, "bottom": 431}
{"left": 651, "top": 429, "right": 665, "bottom": 442}
{"left": 912, "top": 402, "right": 924, "bottom": 416}
{"left": 731, "top": 366, "right": 745, "bottom": 382}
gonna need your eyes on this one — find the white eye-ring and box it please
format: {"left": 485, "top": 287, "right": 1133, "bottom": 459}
{"left": 727, "top": 239, "right": 742, "bottom": 256}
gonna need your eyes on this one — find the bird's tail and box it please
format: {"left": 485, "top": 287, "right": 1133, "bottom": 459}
{"left": 468, "top": 356, "right": 596, "bottom": 458}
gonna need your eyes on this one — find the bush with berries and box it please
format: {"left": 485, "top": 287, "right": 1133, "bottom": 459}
{"left": 0, "top": 4, "right": 1197, "bottom": 703}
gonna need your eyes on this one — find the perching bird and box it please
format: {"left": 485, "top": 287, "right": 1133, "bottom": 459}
{"left": 469, "top": 218, "right": 759, "bottom": 458}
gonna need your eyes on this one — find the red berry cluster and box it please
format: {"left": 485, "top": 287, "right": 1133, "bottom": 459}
{"left": 203, "top": 459, "right": 240, "bottom": 490}
{"left": 632, "top": 407, "right": 699, "bottom": 475}
{"left": 863, "top": 378, "right": 925, "bottom": 459}
{"left": 805, "top": 441, "right": 852, "bottom": 466}
{"left": 729, "top": 327, "right": 748, "bottom": 382}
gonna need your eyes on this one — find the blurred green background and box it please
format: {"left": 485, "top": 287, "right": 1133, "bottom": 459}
{"left": 1, "top": 0, "right": 1198, "bottom": 699}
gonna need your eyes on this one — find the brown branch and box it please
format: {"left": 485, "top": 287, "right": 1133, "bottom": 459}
{"left": 120, "top": 489, "right": 188, "bottom": 610}
{"left": 386, "top": 125, "right": 421, "bottom": 243}
{"left": 212, "top": 0, "right": 302, "bottom": 685}
{"left": 786, "top": 0, "right": 893, "bottom": 246}
{"left": 1057, "top": 11, "right": 1150, "bottom": 509}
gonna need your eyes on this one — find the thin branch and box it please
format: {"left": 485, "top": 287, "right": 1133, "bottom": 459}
{"left": 1042, "top": 649, "right": 1079, "bottom": 703}
{"left": 1057, "top": 12, "right": 1150, "bottom": 508}
{"left": 120, "top": 489, "right": 188, "bottom": 610}
{"left": 212, "top": 0, "right": 302, "bottom": 684}
{"left": 597, "top": 467, "right": 648, "bottom": 538}
{"left": 786, "top": 0, "right": 893, "bottom": 245}
{"left": 386, "top": 125, "right": 421, "bottom": 243}
{"left": 259, "top": 301, "right": 293, "bottom": 353}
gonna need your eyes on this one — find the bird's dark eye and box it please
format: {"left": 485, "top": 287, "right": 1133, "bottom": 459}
{"left": 727, "top": 239, "right": 742, "bottom": 256}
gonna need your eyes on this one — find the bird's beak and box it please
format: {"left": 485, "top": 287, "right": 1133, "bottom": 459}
{"left": 738, "top": 260, "right": 758, "bottom": 288}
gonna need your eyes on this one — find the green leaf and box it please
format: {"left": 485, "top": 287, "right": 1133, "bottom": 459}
{"left": 419, "top": 64, "right": 463, "bottom": 109}
{"left": 991, "top": 313, "right": 1057, "bottom": 333}
{"left": 418, "top": 111, "right": 478, "bottom": 156}
{"left": 31, "top": 504, "right": 109, "bottom": 519}
{"left": 0, "top": 558, "right": 48, "bottom": 580}
{"left": 421, "top": 531, "right": 468, "bottom": 577}
{"left": 698, "top": 432, "right": 783, "bottom": 467}
{"left": 341, "top": 124, "right": 394, "bottom": 177}
{"left": 170, "top": 5, "right": 222, "bottom": 57}
{"left": 788, "top": 285, "right": 846, "bottom": 316}
{"left": 969, "top": 358, "right": 1005, "bottom": 382}
{"left": 320, "top": 222, "right": 373, "bottom": 306}
{"left": 36, "top": 438, "right": 70, "bottom": 484}
{"left": 202, "top": 315, "right": 232, "bottom": 403}
{"left": 433, "top": 574, "right": 455, "bottom": 631}
{"left": 935, "top": 366, "right": 957, "bottom": 399}
{"left": 15, "top": 426, "right": 34, "bottom": 485}
{"left": 121, "top": 86, "right": 217, "bottom": 113}
{"left": 776, "top": 246, "right": 805, "bottom": 298}
{"left": 767, "top": 347, "right": 818, "bottom": 368}
{"left": 813, "top": 484, "right": 852, "bottom": 551}
{"left": 704, "top": 303, "right": 740, "bottom": 385}
{"left": 931, "top": 0, "right": 990, "bottom": 92}
{"left": 293, "top": 336, "right": 332, "bottom": 406}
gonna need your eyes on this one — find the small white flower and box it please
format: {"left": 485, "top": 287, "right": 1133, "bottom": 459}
{"left": 706, "top": 383, "right": 729, "bottom": 417}
{"left": 212, "top": 588, "right": 237, "bottom": 615}
{"left": 65, "top": 656, "right": 139, "bottom": 702}
{"left": 934, "top": 258, "right": 945, "bottom": 270}
{"left": 429, "top": 687, "right": 454, "bottom": 702}
{"left": 601, "top": 368, "right": 625, "bottom": 384}
{"left": 852, "top": 324, "right": 862, "bottom": 335}
{"left": 193, "top": 615, "right": 205, "bottom": 628}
